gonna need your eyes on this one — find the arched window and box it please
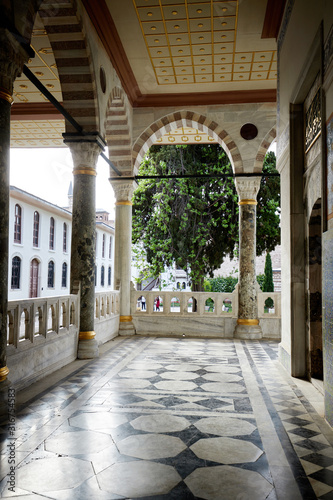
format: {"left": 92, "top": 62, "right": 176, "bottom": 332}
{"left": 101, "top": 265, "right": 105, "bottom": 287}
{"left": 48, "top": 261, "right": 55, "bottom": 288}
{"left": 33, "top": 211, "right": 39, "bottom": 247}
{"left": 95, "top": 265, "right": 97, "bottom": 286}
{"left": 102, "top": 234, "right": 105, "bottom": 258}
{"left": 109, "top": 236, "right": 112, "bottom": 259}
{"left": 49, "top": 217, "right": 55, "bottom": 250}
{"left": 108, "top": 266, "right": 112, "bottom": 286}
{"left": 62, "top": 262, "right": 67, "bottom": 288}
{"left": 63, "top": 223, "right": 67, "bottom": 252}
{"left": 182, "top": 282, "right": 186, "bottom": 289}
{"left": 11, "top": 256, "right": 21, "bottom": 289}
{"left": 14, "top": 204, "right": 22, "bottom": 243}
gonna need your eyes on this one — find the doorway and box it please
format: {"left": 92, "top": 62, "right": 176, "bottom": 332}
{"left": 30, "top": 259, "right": 39, "bottom": 298}
{"left": 307, "top": 199, "right": 322, "bottom": 380}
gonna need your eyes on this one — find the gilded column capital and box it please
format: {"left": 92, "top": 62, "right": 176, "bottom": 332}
{"left": 235, "top": 176, "right": 261, "bottom": 202}
{"left": 0, "top": 29, "right": 30, "bottom": 95}
{"left": 110, "top": 179, "right": 136, "bottom": 204}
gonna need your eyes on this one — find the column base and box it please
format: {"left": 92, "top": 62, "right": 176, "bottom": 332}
{"left": 0, "top": 378, "right": 12, "bottom": 424}
{"left": 119, "top": 316, "right": 136, "bottom": 336}
{"left": 77, "top": 338, "right": 99, "bottom": 359}
{"left": 234, "top": 320, "right": 262, "bottom": 339}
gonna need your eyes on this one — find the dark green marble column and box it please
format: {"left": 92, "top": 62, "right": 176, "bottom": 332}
{"left": 234, "top": 177, "right": 263, "bottom": 339}
{"left": 0, "top": 90, "right": 11, "bottom": 385}
{"left": 0, "top": 31, "right": 29, "bottom": 389}
{"left": 64, "top": 135, "right": 105, "bottom": 359}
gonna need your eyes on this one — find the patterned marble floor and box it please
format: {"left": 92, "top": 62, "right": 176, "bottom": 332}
{"left": 1, "top": 336, "right": 333, "bottom": 499}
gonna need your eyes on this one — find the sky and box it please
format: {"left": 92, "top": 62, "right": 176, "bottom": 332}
{"left": 10, "top": 147, "right": 116, "bottom": 218}
{"left": 9, "top": 142, "right": 276, "bottom": 219}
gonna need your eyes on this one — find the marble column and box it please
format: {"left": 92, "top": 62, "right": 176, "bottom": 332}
{"left": 64, "top": 134, "right": 105, "bottom": 358}
{"left": 0, "top": 31, "right": 30, "bottom": 390}
{"left": 110, "top": 180, "right": 136, "bottom": 335}
{"left": 234, "top": 177, "right": 263, "bottom": 339}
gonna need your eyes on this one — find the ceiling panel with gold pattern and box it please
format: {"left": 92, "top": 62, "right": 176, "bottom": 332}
{"left": 106, "top": 0, "right": 277, "bottom": 96}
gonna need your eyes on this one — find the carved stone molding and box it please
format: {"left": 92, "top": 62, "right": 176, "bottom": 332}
{"left": 110, "top": 179, "right": 136, "bottom": 203}
{"left": 235, "top": 177, "right": 261, "bottom": 200}
{"left": 64, "top": 140, "right": 103, "bottom": 172}
{"left": 0, "top": 29, "right": 30, "bottom": 94}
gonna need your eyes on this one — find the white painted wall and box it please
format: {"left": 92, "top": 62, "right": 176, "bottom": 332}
{"left": 8, "top": 187, "right": 115, "bottom": 299}
{"left": 95, "top": 222, "right": 114, "bottom": 292}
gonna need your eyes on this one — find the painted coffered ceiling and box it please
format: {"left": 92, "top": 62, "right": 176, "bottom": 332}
{"left": 10, "top": 0, "right": 283, "bottom": 147}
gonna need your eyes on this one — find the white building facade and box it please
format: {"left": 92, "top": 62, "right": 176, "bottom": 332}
{"left": 8, "top": 186, "right": 114, "bottom": 299}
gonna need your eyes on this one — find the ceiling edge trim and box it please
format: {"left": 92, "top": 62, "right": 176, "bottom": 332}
{"left": 11, "top": 102, "right": 63, "bottom": 120}
{"left": 133, "top": 89, "right": 277, "bottom": 108}
{"left": 262, "top": 0, "right": 287, "bottom": 39}
{"left": 81, "top": 0, "right": 140, "bottom": 105}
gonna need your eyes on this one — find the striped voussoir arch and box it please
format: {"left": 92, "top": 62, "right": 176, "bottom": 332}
{"left": 39, "top": 0, "right": 99, "bottom": 132}
{"left": 254, "top": 127, "right": 277, "bottom": 172}
{"left": 132, "top": 110, "right": 243, "bottom": 173}
{"left": 105, "top": 87, "right": 132, "bottom": 175}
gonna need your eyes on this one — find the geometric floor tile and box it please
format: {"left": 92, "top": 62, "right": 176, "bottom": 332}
{"left": 130, "top": 414, "right": 190, "bottom": 432}
{"left": 2, "top": 337, "right": 333, "bottom": 500}
{"left": 97, "top": 460, "right": 182, "bottom": 497}
{"left": 194, "top": 416, "right": 256, "bottom": 436}
{"left": 190, "top": 437, "right": 263, "bottom": 463}
{"left": 69, "top": 412, "right": 128, "bottom": 431}
{"left": 185, "top": 465, "right": 273, "bottom": 500}
{"left": 17, "top": 457, "right": 94, "bottom": 492}
{"left": 45, "top": 430, "right": 114, "bottom": 455}
{"left": 118, "top": 433, "right": 187, "bottom": 459}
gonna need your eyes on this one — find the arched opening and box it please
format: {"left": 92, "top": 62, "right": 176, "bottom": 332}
{"left": 132, "top": 110, "right": 243, "bottom": 175}
{"left": 307, "top": 199, "right": 322, "bottom": 381}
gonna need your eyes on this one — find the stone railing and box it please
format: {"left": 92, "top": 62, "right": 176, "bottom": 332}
{"left": 94, "top": 290, "right": 120, "bottom": 344}
{"left": 95, "top": 290, "right": 120, "bottom": 319}
{"left": 131, "top": 289, "right": 281, "bottom": 339}
{"left": 7, "top": 295, "right": 79, "bottom": 346}
{"left": 6, "top": 294, "right": 80, "bottom": 389}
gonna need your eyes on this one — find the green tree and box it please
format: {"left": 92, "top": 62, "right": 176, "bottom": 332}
{"left": 257, "top": 151, "right": 280, "bottom": 255}
{"left": 133, "top": 144, "right": 238, "bottom": 290}
{"left": 205, "top": 276, "right": 238, "bottom": 293}
{"left": 263, "top": 252, "right": 274, "bottom": 292}
{"left": 132, "top": 144, "right": 280, "bottom": 291}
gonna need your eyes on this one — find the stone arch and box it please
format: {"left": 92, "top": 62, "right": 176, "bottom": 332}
{"left": 105, "top": 86, "right": 132, "bottom": 175}
{"left": 38, "top": 0, "right": 99, "bottom": 132}
{"left": 253, "top": 127, "right": 277, "bottom": 173}
{"left": 132, "top": 110, "right": 243, "bottom": 174}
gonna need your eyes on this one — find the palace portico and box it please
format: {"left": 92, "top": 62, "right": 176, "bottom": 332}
{"left": 0, "top": 1, "right": 333, "bottom": 497}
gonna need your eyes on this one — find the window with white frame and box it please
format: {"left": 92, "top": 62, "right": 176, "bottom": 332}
{"left": 49, "top": 217, "right": 55, "bottom": 250}
{"left": 48, "top": 260, "right": 55, "bottom": 288}
{"left": 14, "top": 204, "right": 22, "bottom": 243}
{"left": 11, "top": 256, "right": 21, "bottom": 289}
{"left": 33, "top": 211, "right": 39, "bottom": 247}
{"left": 62, "top": 262, "right": 67, "bottom": 288}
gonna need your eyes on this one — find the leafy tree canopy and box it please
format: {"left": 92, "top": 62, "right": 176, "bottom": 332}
{"left": 132, "top": 144, "right": 280, "bottom": 291}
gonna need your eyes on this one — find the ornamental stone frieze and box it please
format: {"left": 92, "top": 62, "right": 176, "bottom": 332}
{"left": 235, "top": 177, "right": 261, "bottom": 201}
{"left": 110, "top": 179, "right": 136, "bottom": 203}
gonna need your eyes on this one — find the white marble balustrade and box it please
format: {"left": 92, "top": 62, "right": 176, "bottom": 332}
{"left": 131, "top": 289, "right": 281, "bottom": 339}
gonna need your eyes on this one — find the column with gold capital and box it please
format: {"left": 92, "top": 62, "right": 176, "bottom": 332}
{"left": 110, "top": 179, "right": 136, "bottom": 335}
{"left": 64, "top": 134, "right": 106, "bottom": 358}
{"left": 0, "top": 30, "right": 31, "bottom": 389}
{"left": 234, "top": 177, "right": 263, "bottom": 339}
